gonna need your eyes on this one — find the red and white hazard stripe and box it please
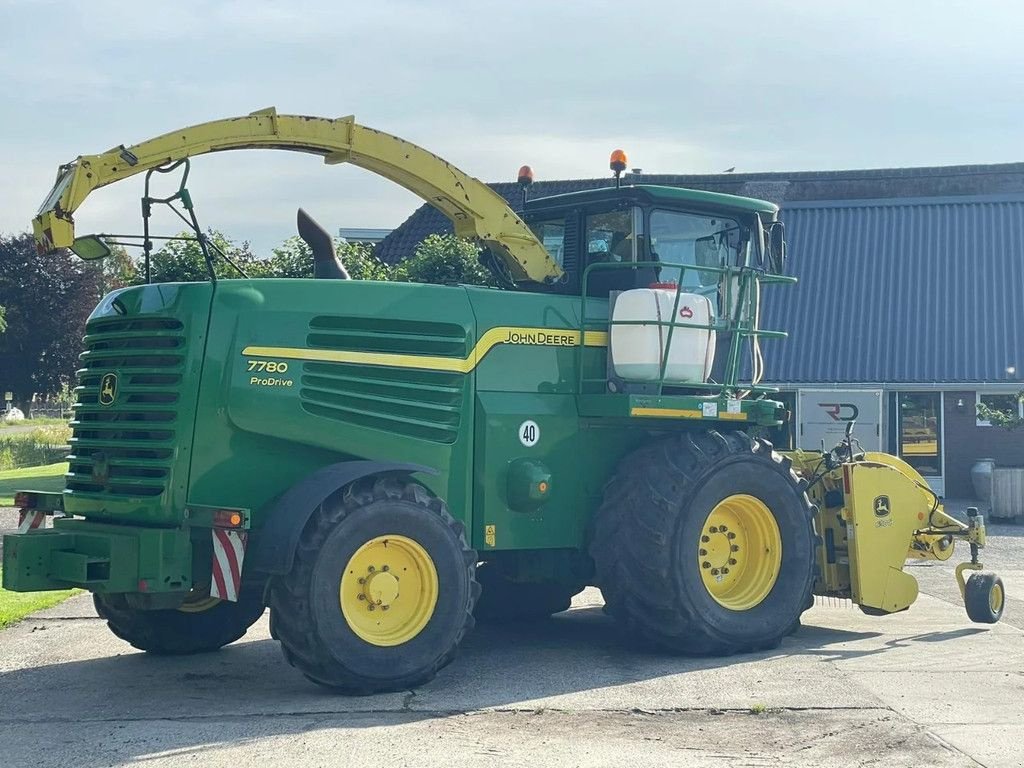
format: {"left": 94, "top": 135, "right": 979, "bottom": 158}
{"left": 17, "top": 510, "right": 46, "bottom": 533}
{"left": 210, "top": 529, "right": 247, "bottom": 602}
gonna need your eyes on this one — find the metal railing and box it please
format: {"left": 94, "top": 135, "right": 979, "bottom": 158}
{"left": 578, "top": 259, "right": 796, "bottom": 396}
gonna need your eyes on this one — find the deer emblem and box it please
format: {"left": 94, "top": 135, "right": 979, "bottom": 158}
{"left": 873, "top": 495, "right": 891, "bottom": 518}
{"left": 99, "top": 373, "right": 118, "bottom": 406}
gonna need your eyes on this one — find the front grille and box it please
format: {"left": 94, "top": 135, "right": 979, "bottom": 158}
{"left": 66, "top": 317, "right": 185, "bottom": 499}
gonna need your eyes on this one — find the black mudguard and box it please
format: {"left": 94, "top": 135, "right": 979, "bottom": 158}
{"left": 248, "top": 461, "right": 436, "bottom": 575}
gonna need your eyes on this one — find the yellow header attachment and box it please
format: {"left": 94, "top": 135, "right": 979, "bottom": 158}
{"left": 32, "top": 107, "right": 562, "bottom": 283}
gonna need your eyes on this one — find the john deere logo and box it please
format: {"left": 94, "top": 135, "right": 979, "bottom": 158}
{"left": 99, "top": 373, "right": 118, "bottom": 406}
{"left": 873, "top": 495, "right": 891, "bottom": 518}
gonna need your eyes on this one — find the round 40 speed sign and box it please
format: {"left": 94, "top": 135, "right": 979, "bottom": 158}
{"left": 518, "top": 420, "right": 540, "bottom": 447}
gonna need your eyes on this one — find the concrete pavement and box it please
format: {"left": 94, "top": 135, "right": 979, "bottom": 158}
{"left": 0, "top": 569, "right": 1021, "bottom": 767}
{"left": 0, "top": 504, "right": 1021, "bottom": 766}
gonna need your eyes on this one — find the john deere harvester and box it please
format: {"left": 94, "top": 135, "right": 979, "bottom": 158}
{"left": 4, "top": 109, "right": 1004, "bottom": 693}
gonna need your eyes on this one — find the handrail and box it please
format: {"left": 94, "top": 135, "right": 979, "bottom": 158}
{"left": 577, "top": 259, "right": 790, "bottom": 395}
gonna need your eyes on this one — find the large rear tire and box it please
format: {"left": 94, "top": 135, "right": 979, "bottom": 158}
{"left": 474, "top": 563, "right": 584, "bottom": 622}
{"left": 94, "top": 587, "right": 266, "bottom": 655}
{"left": 269, "top": 477, "right": 478, "bottom": 694}
{"left": 590, "top": 430, "right": 815, "bottom": 655}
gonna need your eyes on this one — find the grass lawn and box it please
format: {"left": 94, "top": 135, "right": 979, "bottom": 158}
{"left": 0, "top": 417, "right": 69, "bottom": 430}
{"left": 0, "top": 568, "right": 80, "bottom": 628}
{"left": 0, "top": 463, "right": 67, "bottom": 507}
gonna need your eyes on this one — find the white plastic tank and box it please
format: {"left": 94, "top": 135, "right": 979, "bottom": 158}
{"left": 610, "top": 284, "right": 716, "bottom": 382}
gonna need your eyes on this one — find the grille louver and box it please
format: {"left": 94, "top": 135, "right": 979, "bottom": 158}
{"left": 299, "top": 316, "right": 468, "bottom": 443}
{"left": 66, "top": 317, "right": 185, "bottom": 499}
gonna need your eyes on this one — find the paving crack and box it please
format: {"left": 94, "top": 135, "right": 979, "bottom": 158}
{"left": 0, "top": 705, "right": 898, "bottom": 726}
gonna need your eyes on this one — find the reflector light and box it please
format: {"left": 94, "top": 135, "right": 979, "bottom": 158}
{"left": 213, "top": 509, "right": 245, "bottom": 528}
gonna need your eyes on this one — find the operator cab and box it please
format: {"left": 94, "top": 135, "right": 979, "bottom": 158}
{"left": 521, "top": 184, "right": 777, "bottom": 298}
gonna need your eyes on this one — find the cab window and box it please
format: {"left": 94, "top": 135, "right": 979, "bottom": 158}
{"left": 649, "top": 209, "right": 749, "bottom": 293}
{"left": 585, "top": 210, "right": 635, "bottom": 265}
{"left": 528, "top": 218, "right": 567, "bottom": 267}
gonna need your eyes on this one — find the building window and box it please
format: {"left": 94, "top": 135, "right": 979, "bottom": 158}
{"left": 898, "top": 392, "right": 942, "bottom": 478}
{"left": 976, "top": 392, "right": 1023, "bottom": 426}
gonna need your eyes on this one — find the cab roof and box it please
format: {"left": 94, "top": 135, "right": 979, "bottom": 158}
{"left": 524, "top": 184, "right": 779, "bottom": 216}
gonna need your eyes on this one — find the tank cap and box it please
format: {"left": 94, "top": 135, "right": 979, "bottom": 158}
{"left": 648, "top": 282, "right": 678, "bottom": 290}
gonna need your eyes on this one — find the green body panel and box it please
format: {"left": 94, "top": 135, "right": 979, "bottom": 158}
{"left": 3, "top": 519, "right": 190, "bottom": 593}
{"left": 3, "top": 186, "right": 790, "bottom": 599}
{"left": 62, "top": 283, "right": 214, "bottom": 525}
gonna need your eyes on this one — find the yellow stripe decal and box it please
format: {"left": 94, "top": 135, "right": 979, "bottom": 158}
{"left": 719, "top": 412, "right": 748, "bottom": 421}
{"left": 630, "top": 407, "right": 704, "bottom": 419}
{"left": 243, "top": 327, "right": 609, "bottom": 374}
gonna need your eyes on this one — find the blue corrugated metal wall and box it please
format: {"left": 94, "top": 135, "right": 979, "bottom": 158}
{"left": 761, "top": 196, "right": 1024, "bottom": 384}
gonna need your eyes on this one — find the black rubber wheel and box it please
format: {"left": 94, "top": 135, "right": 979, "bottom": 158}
{"left": 590, "top": 430, "right": 816, "bottom": 655}
{"left": 93, "top": 587, "right": 266, "bottom": 655}
{"left": 964, "top": 572, "right": 1005, "bottom": 624}
{"left": 474, "top": 563, "right": 584, "bottom": 622}
{"left": 269, "top": 477, "right": 478, "bottom": 694}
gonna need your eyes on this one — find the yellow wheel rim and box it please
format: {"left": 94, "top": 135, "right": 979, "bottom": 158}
{"left": 177, "top": 586, "right": 221, "bottom": 614}
{"left": 698, "top": 494, "right": 782, "bottom": 611}
{"left": 340, "top": 535, "right": 438, "bottom": 647}
{"left": 990, "top": 582, "right": 1004, "bottom": 614}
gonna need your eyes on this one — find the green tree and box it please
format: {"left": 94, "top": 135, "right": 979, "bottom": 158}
{"left": 0, "top": 233, "right": 102, "bottom": 414}
{"left": 149, "top": 231, "right": 260, "bottom": 283}
{"left": 395, "top": 234, "right": 495, "bottom": 286}
{"left": 977, "top": 394, "right": 1024, "bottom": 430}
{"left": 264, "top": 236, "right": 390, "bottom": 281}
{"left": 94, "top": 244, "right": 141, "bottom": 293}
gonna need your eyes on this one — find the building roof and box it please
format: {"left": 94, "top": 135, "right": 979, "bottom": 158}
{"left": 338, "top": 227, "right": 392, "bottom": 244}
{"left": 377, "top": 162, "right": 1024, "bottom": 385}
{"left": 763, "top": 194, "right": 1024, "bottom": 385}
{"left": 374, "top": 162, "right": 1024, "bottom": 265}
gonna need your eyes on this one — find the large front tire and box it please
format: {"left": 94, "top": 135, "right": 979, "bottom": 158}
{"left": 93, "top": 587, "right": 266, "bottom": 655}
{"left": 591, "top": 430, "right": 815, "bottom": 655}
{"left": 269, "top": 477, "right": 478, "bottom": 694}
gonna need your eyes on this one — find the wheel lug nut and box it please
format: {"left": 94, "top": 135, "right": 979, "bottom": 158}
{"left": 721, "top": 567, "right": 729, "bottom": 574}
{"left": 382, "top": 565, "right": 389, "bottom": 572}
{"left": 731, "top": 545, "right": 740, "bottom": 552}
{"left": 368, "top": 566, "right": 375, "bottom": 572}
{"left": 711, "top": 568, "right": 720, "bottom": 576}
{"left": 702, "top": 561, "right": 711, "bottom": 569}
{"left": 358, "top": 577, "right": 366, "bottom": 585}
{"left": 699, "top": 548, "right": 707, "bottom": 556}
{"left": 357, "top": 594, "right": 365, "bottom": 600}
{"left": 701, "top": 535, "right": 710, "bottom": 543}
{"left": 720, "top": 525, "right": 728, "bottom": 533}
{"left": 709, "top": 526, "right": 718, "bottom": 533}
{"left": 727, "top": 532, "right": 736, "bottom": 540}
{"left": 729, "top": 558, "right": 737, "bottom": 565}
{"left": 368, "top": 603, "right": 376, "bottom": 611}
{"left": 382, "top": 605, "right": 390, "bottom": 611}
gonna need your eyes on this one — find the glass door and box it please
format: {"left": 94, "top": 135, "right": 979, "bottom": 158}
{"left": 897, "top": 392, "right": 943, "bottom": 494}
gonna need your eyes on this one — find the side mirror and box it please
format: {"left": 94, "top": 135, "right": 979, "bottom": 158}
{"left": 70, "top": 234, "right": 112, "bottom": 261}
{"left": 767, "top": 221, "right": 787, "bottom": 274}
{"left": 765, "top": 221, "right": 786, "bottom": 274}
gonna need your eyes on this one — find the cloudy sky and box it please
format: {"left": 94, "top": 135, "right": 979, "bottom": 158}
{"left": 1, "top": 0, "right": 1021, "bottom": 254}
